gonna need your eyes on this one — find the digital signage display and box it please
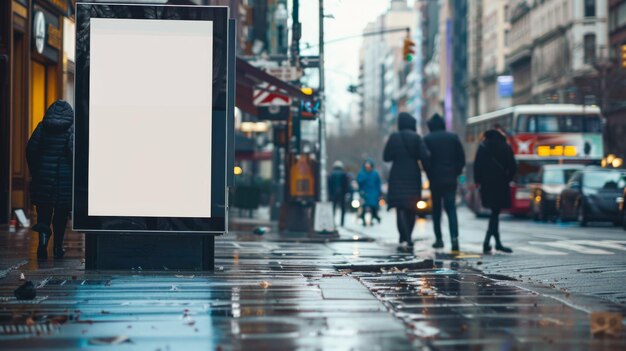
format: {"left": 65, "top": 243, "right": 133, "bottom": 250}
{"left": 74, "top": 3, "right": 228, "bottom": 233}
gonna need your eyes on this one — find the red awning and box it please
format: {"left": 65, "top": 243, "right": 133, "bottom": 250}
{"left": 235, "top": 58, "right": 311, "bottom": 116}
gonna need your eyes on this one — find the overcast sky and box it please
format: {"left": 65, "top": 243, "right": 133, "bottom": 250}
{"left": 298, "top": 0, "right": 391, "bottom": 117}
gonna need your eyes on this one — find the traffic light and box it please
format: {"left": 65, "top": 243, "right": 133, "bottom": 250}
{"left": 621, "top": 44, "right": 626, "bottom": 69}
{"left": 402, "top": 36, "right": 415, "bottom": 62}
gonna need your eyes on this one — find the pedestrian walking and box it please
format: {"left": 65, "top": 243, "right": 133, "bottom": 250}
{"left": 26, "top": 100, "right": 74, "bottom": 260}
{"left": 383, "top": 112, "right": 430, "bottom": 250}
{"left": 357, "top": 159, "right": 381, "bottom": 226}
{"left": 473, "top": 127, "right": 517, "bottom": 254}
{"left": 424, "top": 113, "right": 465, "bottom": 251}
{"left": 328, "top": 160, "right": 350, "bottom": 226}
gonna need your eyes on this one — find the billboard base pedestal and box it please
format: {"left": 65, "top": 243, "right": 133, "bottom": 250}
{"left": 85, "top": 233, "right": 215, "bottom": 271}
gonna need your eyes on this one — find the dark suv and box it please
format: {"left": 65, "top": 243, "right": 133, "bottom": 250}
{"left": 530, "top": 164, "right": 583, "bottom": 221}
{"left": 558, "top": 167, "right": 626, "bottom": 226}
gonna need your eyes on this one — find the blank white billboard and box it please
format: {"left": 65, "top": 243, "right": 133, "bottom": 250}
{"left": 88, "top": 18, "right": 213, "bottom": 217}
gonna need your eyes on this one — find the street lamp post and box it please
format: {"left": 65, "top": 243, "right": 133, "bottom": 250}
{"left": 313, "top": 0, "right": 335, "bottom": 233}
{"left": 318, "top": 0, "right": 327, "bottom": 203}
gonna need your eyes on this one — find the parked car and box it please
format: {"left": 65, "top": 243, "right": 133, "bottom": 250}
{"left": 558, "top": 167, "right": 626, "bottom": 226}
{"left": 530, "top": 164, "right": 584, "bottom": 221}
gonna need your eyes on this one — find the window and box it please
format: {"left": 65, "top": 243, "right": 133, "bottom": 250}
{"left": 584, "top": 33, "right": 596, "bottom": 63}
{"left": 516, "top": 115, "right": 529, "bottom": 132}
{"left": 585, "top": 116, "right": 602, "bottom": 133}
{"left": 543, "top": 169, "right": 580, "bottom": 185}
{"left": 537, "top": 116, "right": 559, "bottom": 133}
{"left": 567, "top": 172, "right": 582, "bottom": 187}
{"left": 584, "top": 171, "right": 626, "bottom": 189}
{"left": 584, "top": 0, "right": 596, "bottom": 17}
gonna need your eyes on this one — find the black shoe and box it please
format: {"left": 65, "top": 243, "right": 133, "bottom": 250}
{"left": 495, "top": 244, "right": 513, "bottom": 253}
{"left": 53, "top": 246, "right": 65, "bottom": 259}
{"left": 432, "top": 240, "right": 444, "bottom": 249}
{"left": 451, "top": 239, "right": 459, "bottom": 252}
{"left": 37, "top": 232, "right": 50, "bottom": 260}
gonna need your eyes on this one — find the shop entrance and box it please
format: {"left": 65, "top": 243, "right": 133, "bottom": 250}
{"left": 10, "top": 31, "right": 28, "bottom": 213}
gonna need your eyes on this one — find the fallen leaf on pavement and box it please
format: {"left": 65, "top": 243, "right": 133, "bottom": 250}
{"left": 88, "top": 335, "right": 131, "bottom": 345}
{"left": 259, "top": 281, "right": 271, "bottom": 288}
{"left": 591, "top": 312, "right": 622, "bottom": 337}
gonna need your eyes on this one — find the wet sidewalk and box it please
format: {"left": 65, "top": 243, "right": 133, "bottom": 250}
{"left": 0, "top": 222, "right": 625, "bottom": 350}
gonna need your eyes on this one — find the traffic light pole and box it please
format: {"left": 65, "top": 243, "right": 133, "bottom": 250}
{"left": 318, "top": 0, "right": 327, "bottom": 203}
{"left": 313, "top": 0, "right": 335, "bottom": 234}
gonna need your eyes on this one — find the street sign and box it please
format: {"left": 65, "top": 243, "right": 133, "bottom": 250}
{"left": 253, "top": 82, "right": 291, "bottom": 106}
{"left": 300, "top": 55, "right": 320, "bottom": 68}
{"left": 264, "top": 66, "right": 302, "bottom": 81}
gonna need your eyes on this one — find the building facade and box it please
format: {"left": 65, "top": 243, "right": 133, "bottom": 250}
{"left": 419, "top": 0, "right": 440, "bottom": 132}
{"left": 0, "top": 0, "right": 73, "bottom": 224}
{"left": 507, "top": 0, "right": 609, "bottom": 106}
{"left": 359, "top": 0, "right": 419, "bottom": 132}
{"left": 605, "top": 0, "right": 626, "bottom": 156}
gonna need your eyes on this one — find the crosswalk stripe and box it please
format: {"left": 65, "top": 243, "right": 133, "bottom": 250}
{"left": 571, "top": 240, "right": 626, "bottom": 251}
{"left": 530, "top": 241, "right": 613, "bottom": 255}
{"left": 516, "top": 245, "right": 568, "bottom": 255}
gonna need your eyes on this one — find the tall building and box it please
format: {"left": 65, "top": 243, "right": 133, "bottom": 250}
{"left": 359, "top": 0, "right": 419, "bottom": 132}
{"left": 438, "top": 0, "right": 468, "bottom": 134}
{"left": 419, "top": 0, "right": 440, "bottom": 131}
{"left": 507, "top": 0, "right": 609, "bottom": 105}
{"left": 467, "top": 0, "right": 484, "bottom": 117}
{"left": 605, "top": 0, "right": 626, "bottom": 156}
{"left": 507, "top": 0, "right": 533, "bottom": 105}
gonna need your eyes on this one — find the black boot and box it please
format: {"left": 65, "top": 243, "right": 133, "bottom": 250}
{"left": 37, "top": 232, "right": 50, "bottom": 260}
{"left": 483, "top": 232, "right": 492, "bottom": 254}
{"left": 451, "top": 238, "right": 459, "bottom": 252}
{"left": 493, "top": 232, "right": 513, "bottom": 253}
{"left": 432, "top": 236, "right": 444, "bottom": 249}
{"left": 53, "top": 231, "right": 66, "bottom": 259}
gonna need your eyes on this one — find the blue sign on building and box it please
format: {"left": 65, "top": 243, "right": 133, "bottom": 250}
{"left": 497, "top": 76, "right": 514, "bottom": 98}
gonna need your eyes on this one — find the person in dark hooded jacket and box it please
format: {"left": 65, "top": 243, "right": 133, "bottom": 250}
{"left": 328, "top": 160, "right": 350, "bottom": 226}
{"left": 473, "top": 127, "right": 517, "bottom": 254}
{"left": 423, "top": 113, "right": 465, "bottom": 251}
{"left": 26, "top": 100, "right": 74, "bottom": 260}
{"left": 383, "top": 112, "right": 430, "bottom": 249}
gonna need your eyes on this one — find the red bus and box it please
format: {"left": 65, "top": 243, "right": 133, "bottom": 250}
{"left": 464, "top": 104, "right": 604, "bottom": 216}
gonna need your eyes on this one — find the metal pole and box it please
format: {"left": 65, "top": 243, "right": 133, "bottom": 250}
{"left": 318, "top": 0, "right": 328, "bottom": 203}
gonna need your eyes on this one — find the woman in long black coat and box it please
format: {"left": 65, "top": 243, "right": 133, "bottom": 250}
{"left": 473, "top": 128, "right": 517, "bottom": 254}
{"left": 26, "top": 100, "right": 74, "bottom": 259}
{"left": 383, "top": 112, "right": 430, "bottom": 249}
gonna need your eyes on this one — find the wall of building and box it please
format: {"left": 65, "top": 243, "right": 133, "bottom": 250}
{"left": 0, "top": 0, "right": 71, "bottom": 223}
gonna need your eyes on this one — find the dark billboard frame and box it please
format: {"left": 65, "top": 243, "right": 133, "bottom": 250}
{"left": 73, "top": 2, "right": 228, "bottom": 234}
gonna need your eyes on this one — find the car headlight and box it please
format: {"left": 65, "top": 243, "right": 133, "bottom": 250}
{"left": 351, "top": 199, "right": 360, "bottom": 209}
{"left": 417, "top": 200, "right": 427, "bottom": 210}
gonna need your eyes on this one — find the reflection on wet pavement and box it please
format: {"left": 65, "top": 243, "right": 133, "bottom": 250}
{"left": 0, "top": 227, "right": 624, "bottom": 350}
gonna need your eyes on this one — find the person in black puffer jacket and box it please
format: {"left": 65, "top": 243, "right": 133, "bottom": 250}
{"left": 424, "top": 113, "right": 465, "bottom": 251}
{"left": 474, "top": 127, "right": 517, "bottom": 254}
{"left": 26, "top": 100, "right": 74, "bottom": 260}
{"left": 383, "top": 112, "right": 430, "bottom": 250}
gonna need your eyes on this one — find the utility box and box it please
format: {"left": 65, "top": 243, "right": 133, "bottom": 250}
{"left": 74, "top": 3, "right": 234, "bottom": 270}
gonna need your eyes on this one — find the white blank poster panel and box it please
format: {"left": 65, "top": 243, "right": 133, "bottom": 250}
{"left": 89, "top": 18, "right": 213, "bottom": 217}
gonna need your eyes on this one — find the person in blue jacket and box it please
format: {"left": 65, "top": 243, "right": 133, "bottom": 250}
{"left": 357, "top": 159, "right": 382, "bottom": 226}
